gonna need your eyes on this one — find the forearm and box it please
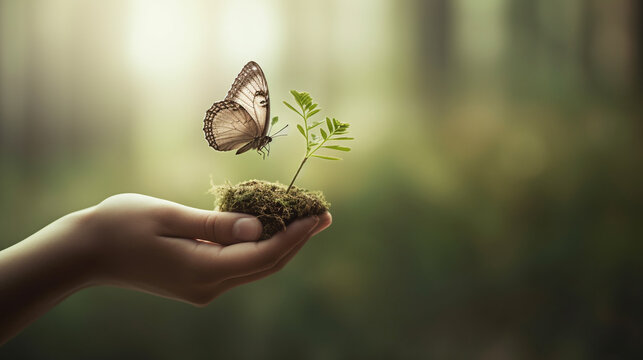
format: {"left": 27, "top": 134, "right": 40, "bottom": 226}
{"left": 0, "top": 210, "right": 93, "bottom": 345}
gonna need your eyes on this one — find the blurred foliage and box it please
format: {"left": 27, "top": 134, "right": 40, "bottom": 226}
{"left": 1, "top": 0, "right": 641, "bottom": 358}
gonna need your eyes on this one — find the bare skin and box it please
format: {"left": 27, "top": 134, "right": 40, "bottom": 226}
{"left": 0, "top": 193, "right": 332, "bottom": 345}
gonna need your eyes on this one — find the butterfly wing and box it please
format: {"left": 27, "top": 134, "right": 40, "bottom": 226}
{"left": 225, "top": 61, "right": 270, "bottom": 137}
{"left": 203, "top": 100, "right": 259, "bottom": 151}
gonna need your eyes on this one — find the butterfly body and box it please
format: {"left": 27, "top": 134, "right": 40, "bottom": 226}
{"left": 236, "top": 134, "right": 272, "bottom": 155}
{"left": 203, "top": 61, "right": 273, "bottom": 157}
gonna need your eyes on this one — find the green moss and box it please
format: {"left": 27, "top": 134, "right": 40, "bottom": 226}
{"left": 211, "top": 180, "right": 329, "bottom": 240}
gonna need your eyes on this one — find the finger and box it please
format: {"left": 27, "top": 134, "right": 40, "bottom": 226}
{"left": 212, "top": 236, "right": 310, "bottom": 297}
{"left": 309, "top": 212, "right": 332, "bottom": 237}
{"left": 158, "top": 204, "right": 262, "bottom": 245}
{"left": 212, "top": 213, "right": 332, "bottom": 293}
{"left": 216, "top": 216, "right": 320, "bottom": 277}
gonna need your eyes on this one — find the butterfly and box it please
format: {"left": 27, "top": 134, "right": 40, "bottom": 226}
{"left": 203, "top": 61, "right": 285, "bottom": 158}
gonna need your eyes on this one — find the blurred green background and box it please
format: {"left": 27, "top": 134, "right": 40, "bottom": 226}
{"left": 1, "top": 0, "right": 641, "bottom": 358}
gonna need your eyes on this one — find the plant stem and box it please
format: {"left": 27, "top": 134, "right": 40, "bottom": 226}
{"left": 309, "top": 134, "right": 331, "bottom": 155}
{"left": 286, "top": 157, "right": 308, "bottom": 193}
{"left": 287, "top": 102, "right": 310, "bottom": 193}
{"left": 286, "top": 126, "right": 336, "bottom": 193}
{"left": 302, "top": 108, "right": 310, "bottom": 153}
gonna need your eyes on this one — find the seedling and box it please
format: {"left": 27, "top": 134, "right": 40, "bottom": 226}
{"left": 283, "top": 90, "right": 354, "bottom": 192}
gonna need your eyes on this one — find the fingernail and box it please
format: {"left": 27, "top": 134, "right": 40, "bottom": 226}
{"left": 307, "top": 216, "right": 320, "bottom": 231}
{"left": 310, "top": 213, "right": 331, "bottom": 237}
{"left": 295, "top": 216, "right": 318, "bottom": 231}
{"left": 233, "top": 217, "right": 262, "bottom": 242}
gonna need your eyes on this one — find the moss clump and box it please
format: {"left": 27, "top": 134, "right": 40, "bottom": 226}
{"left": 212, "top": 180, "right": 329, "bottom": 240}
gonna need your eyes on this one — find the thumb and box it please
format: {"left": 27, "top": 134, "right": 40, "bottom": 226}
{"left": 160, "top": 205, "right": 262, "bottom": 245}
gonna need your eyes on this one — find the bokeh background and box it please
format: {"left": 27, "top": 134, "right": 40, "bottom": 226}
{"left": 1, "top": 0, "right": 642, "bottom": 358}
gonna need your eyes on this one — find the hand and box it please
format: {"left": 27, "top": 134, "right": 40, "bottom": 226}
{"left": 0, "top": 193, "right": 331, "bottom": 344}
{"left": 82, "top": 194, "right": 331, "bottom": 305}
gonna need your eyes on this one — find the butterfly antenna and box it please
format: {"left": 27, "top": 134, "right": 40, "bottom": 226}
{"left": 271, "top": 124, "right": 289, "bottom": 137}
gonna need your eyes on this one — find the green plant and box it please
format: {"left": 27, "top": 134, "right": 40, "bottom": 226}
{"left": 283, "top": 90, "right": 354, "bottom": 193}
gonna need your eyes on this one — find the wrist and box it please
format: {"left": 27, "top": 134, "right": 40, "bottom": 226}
{"left": 55, "top": 207, "right": 104, "bottom": 289}
{"left": 13, "top": 207, "right": 105, "bottom": 292}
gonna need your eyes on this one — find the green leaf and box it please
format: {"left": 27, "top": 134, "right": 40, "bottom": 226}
{"left": 336, "top": 122, "right": 349, "bottom": 130}
{"left": 331, "top": 137, "right": 354, "bottom": 140}
{"left": 308, "top": 121, "right": 323, "bottom": 130}
{"left": 320, "top": 128, "right": 327, "bottom": 139}
{"left": 326, "top": 117, "right": 333, "bottom": 133}
{"left": 323, "top": 145, "right": 351, "bottom": 151}
{"left": 311, "top": 154, "right": 342, "bottom": 160}
{"left": 290, "top": 90, "right": 302, "bottom": 103}
{"left": 333, "top": 118, "right": 340, "bottom": 128}
{"left": 271, "top": 116, "right": 279, "bottom": 126}
{"left": 301, "top": 93, "right": 312, "bottom": 107}
{"left": 297, "top": 124, "right": 306, "bottom": 138}
{"left": 283, "top": 101, "right": 302, "bottom": 117}
{"left": 292, "top": 91, "right": 304, "bottom": 104}
{"left": 308, "top": 104, "right": 318, "bottom": 111}
{"left": 307, "top": 109, "right": 320, "bottom": 118}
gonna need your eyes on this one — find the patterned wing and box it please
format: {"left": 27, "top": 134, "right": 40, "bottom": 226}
{"left": 225, "top": 61, "right": 270, "bottom": 136}
{"left": 203, "top": 100, "right": 259, "bottom": 151}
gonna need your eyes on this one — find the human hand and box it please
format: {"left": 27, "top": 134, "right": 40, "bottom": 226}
{"left": 0, "top": 193, "right": 331, "bottom": 344}
{"left": 78, "top": 194, "right": 332, "bottom": 305}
